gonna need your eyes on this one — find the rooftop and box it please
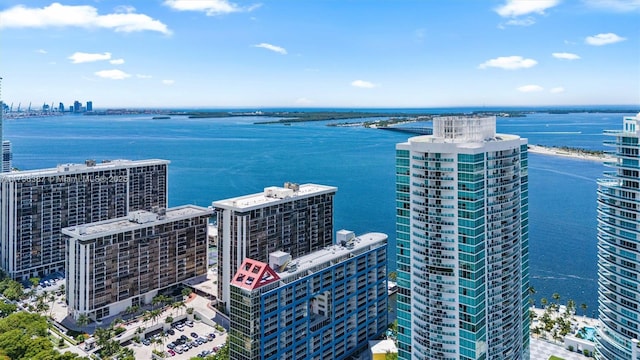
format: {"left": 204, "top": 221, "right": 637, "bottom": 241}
{"left": 230, "top": 232, "right": 387, "bottom": 292}
{"left": 0, "top": 158, "right": 169, "bottom": 179}
{"left": 212, "top": 183, "right": 337, "bottom": 211}
{"left": 62, "top": 205, "right": 212, "bottom": 240}
{"left": 276, "top": 232, "right": 386, "bottom": 281}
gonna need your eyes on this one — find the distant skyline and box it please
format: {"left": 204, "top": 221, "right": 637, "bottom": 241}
{"left": 0, "top": 0, "right": 638, "bottom": 108}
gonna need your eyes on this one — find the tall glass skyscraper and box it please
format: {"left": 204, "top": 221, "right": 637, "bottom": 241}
{"left": 395, "top": 116, "right": 529, "bottom": 360}
{"left": 596, "top": 113, "right": 640, "bottom": 360}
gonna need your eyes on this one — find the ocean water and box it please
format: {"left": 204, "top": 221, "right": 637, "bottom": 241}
{"left": 4, "top": 110, "right": 636, "bottom": 314}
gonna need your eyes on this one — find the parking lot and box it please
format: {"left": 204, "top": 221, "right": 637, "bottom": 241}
{"left": 130, "top": 318, "right": 227, "bottom": 359}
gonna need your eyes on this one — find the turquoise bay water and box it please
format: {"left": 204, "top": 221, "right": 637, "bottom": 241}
{"left": 4, "top": 111, "right": 635, "bottom": 314}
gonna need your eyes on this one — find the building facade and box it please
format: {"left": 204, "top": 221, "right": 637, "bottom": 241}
{"left": 62, "top": 205, "right": 212, "bottom": 321}
{"left": 229, "top": 231, "right": 388, "bottom": 360}
{"left": 396, "top": 116, "right": 530, "bottom": 360}
{"left": 213, "top": 183, "right": 336, "bottom": 312}
{"left": 0, "top": 159, "right": 169, "bottom": 280}
{"left": 596, "top": 113, "right": 640, "bottom": 360}
{"left": 1, "top": 140, "right": 10, "bottom": 173}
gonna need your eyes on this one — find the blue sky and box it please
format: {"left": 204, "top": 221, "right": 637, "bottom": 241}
{"left": 0, "top": 0, "right": 638, "bottom": 108}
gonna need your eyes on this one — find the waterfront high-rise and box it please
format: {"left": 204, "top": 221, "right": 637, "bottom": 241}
{"left": 596, "top": 113, "right": 640, "bottom": 360}
{"left": 213, "top": 183, "right": 336, "bottom": 312}
{"left": 2, "top": 140, "right": 11, "bottom": 172}
{"left": 228, "top": 230, "right": 388, "bottom": 360}
{"left": 395, "top": 116, "right": 530, "bottom": 359}
{"left": 63, "top": 205, "right": 212, "bottom": 321}
{"left": 0, "top": 159, "right": 169, "bottom": 281}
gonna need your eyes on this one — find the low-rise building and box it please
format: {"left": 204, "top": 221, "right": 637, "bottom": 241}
{"left": 229, "top": 230, "right": 388, "bottom": 360}
{"left": 62, "top": 205, "right": 212, "bottom": 321}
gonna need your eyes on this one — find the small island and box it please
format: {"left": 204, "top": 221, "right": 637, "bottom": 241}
{"left": 527, "top": 145, "right": 612, "bottom": 162}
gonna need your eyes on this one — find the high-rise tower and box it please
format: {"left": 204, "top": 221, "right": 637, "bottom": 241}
{"left": 596, "top": 113, "right": 640, "bottom": 360}
{"left": 395, "top": 116, "right": 530, "bottom": 359}
{"left": 213, "top": 183, "right": 336, "bottom": 312}
{"left": 0, "top": 77, "right": 9, "bottom": 173}
{"left": 0, "top": 159, "right": 169, "bottom": 280}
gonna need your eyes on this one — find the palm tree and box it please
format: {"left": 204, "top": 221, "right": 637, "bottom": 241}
{"left": 47, "top": 291, "right": 56, "bottom": 318}
{"left": 93, "top": 327, "right": 112, "bottom": 349}
{"left": 182, "top": 287, "right": 193, "bottom": 299}
{"left": 580, "top": 303, "right": 588, "bottom": 316}
{"left": 76, "top": 313, "right": 90, "bottom": 336}
{"left": 540, "top": 298, "right": 548, "bottom": 308}
{"left": 171, "top": 301, "right": 181, "bottom": 316}
{"left": 552, "top": 292, "right": 560, "bottom": 305}
{"left": 566, "top": 299, "right": 576, "bottom": 317}
{"left": 150, "top": 309, "right": 162, "bottom": 325}
{"left": 142, "top": 310, "right": 152, "bottom": 326}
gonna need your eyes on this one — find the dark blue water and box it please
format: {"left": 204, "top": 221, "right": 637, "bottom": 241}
{"left": 4, "top": 111, "right": 636, "bottom": 314}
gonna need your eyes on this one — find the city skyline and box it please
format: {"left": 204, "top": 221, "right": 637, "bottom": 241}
{"left": 0, "top": 0, "right": 638, "bottom": 108}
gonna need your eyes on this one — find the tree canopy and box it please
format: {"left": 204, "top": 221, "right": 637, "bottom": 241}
{"left": 0, "top": 312, "right": 86, "bottom": 359}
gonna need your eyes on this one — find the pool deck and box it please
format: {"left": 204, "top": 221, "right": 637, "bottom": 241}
{"left": 530, "top": 306, "right": 598, "bottom": 359}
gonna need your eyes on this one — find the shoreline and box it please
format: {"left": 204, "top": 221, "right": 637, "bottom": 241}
{"left": 527, "top": 145, "right": 613, "bottom": 162}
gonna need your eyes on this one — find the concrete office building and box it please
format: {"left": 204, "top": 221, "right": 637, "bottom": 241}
{"left": 213, "top": 183, "right": 336, "bottom": 312}
{"left": 395, "top": 116, "right": 530, "bottom": 359}
{"left": 63, "top": 205, "right": 212, "bottom": 321}
{"left": 229, "top": 230, "right": 388, "bottom": 360}
{"left": 0, "top": 159, "right": 169, "bottom": 280}
{"left": 596, "top": 113, "right": 640, "bottom": 360}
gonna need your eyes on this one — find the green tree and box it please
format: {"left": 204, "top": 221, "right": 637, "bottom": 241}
{"left": 388, "top": 271, "right": 397, "bottom": 282}
{"left": 0, "top": 302, "right": 17, "bottom": 318}
{"left": 182, "top": 287, "right": 193, "bottom": 298}
{"left": 385, "top": 351, "right": 399, "bottom": 360}
{"left": 552, "top": 293, "right": 560, "bottom": 304}
{"left": 540, "top": 298, "right": 548, "bottom": 308}
{"left": 0, "top": 312, "right": 85, "bottom": 359}
{"left": 76, "top": 314, "right": 90, "bottom": 336}
{"left": 580, "top": 303, "right": 588, "bottom": 316}
{"left": 566, "top": 299, "right": 576, "bottom": 317}
{"left": 0, "top": 279, "right": 24, "bottom": 301}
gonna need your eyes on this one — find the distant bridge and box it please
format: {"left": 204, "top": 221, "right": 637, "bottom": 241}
{"left": 378, "top": 127, "right": 433, "bottom": 135}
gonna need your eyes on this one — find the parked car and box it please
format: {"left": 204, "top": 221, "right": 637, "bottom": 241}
{"left": 168, "top": 349, "right": 176, "bottom": 356}
{"left": 142, "top": 339, "right": 151, "bottom": 346}
{"left": 190, "top": 332, "right": 198, "bottom": 338}
{"left": 167, "top": 329, "right": 175, "bottom": 335}
{"left": 185, "top": 320, "right": 194, "bottom": 327}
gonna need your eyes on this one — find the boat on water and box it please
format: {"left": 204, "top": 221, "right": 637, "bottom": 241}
{"left": 152, "top": 116, "right": 171, "bottom": 119}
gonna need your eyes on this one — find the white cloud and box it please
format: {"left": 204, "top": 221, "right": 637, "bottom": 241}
{"left": 478, "top": 56, "right": 537, "bottom": 70}
{"left": 552, "top": 52, "right": 581, "bottom": 60}
{"left": 253, "top": 43, "right": 287, "bottom": 54}
{"left": 550, "top": 87, "right": 565, "bottom": 93}
{"left": 69, "top": 52, "right": 112, "bottom": 64}
{"left": 0, "top": 3, "right": 171, "bottom": 35}
{"left": 36, "top": 49, "right": 47, "bottom": 54}
{"left": 136, "top": 74, "right": 153, "bottom": 79}
{"left": 110, "top": 58, "right": 125, "bottom": 65}
{"left": 164, "top": 0, "right": 261, "bottom": 16}
{"left": 517, "top": 85, "right": 544, "bottom": 92}
{"left": 495, "top": 0, "right": 560, "bottom": 17}
{"left": 585, "top": 33, "right": 626, "bottom": 46}
{"left": 583, "top": 0, "right": 640, "bottom": 12}
{"left": 162, "top": 79, "right": 175, "bottom": 85}
{"left": 95, "top": 69, "right": 131, "bottom": 80}
{"left": 351, "top": 80, "right": 378, "bottom": 89}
